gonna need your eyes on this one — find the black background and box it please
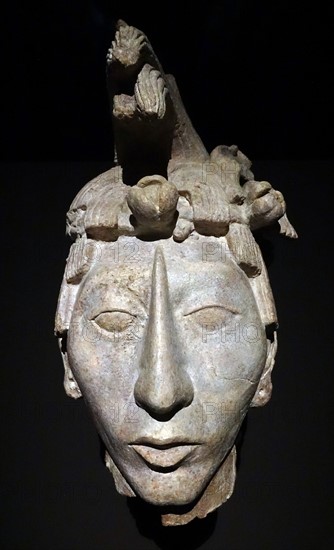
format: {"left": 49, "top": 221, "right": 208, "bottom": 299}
{"left": 2, "top": 2, "right": 333, "bottom": 549}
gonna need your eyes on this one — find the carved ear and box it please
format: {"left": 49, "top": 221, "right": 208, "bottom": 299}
{"left": 57, "top": 335, "right": 82, "bottom": 399}
{"left": 55, "top": 273, "right": 81, "bottom": 399}
{"left": 251, "top": 332, "right": 278, "bottom": 407}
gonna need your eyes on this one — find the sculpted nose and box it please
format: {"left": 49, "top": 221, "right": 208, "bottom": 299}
{"left": 134, "top": 246, "right": 194, "bottom": 419}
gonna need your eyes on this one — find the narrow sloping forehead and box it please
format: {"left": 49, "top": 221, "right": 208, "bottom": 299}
{"left": 77, "top": 235, "right": 255, "bottom": 316}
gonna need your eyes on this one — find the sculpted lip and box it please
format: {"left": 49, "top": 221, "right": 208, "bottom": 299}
{"left": 130, "top": 438, "right": 200, "bottom": 469}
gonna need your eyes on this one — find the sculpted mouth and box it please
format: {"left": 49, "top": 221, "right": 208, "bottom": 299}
{"left": 130, "top": 438, "right": 200, "bottom": 471}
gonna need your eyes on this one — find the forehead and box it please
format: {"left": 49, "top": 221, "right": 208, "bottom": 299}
{"left": 80, "top": 234, "right": 253, "bottom": 304}
{"left": 86, "top": 234, "right": 241, "bottom": 275}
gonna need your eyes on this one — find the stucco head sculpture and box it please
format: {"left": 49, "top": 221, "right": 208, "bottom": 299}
{"left": 55, "top": 21, "right": 297, "bottom": 526}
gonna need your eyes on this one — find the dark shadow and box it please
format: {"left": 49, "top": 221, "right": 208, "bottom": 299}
{"left": 235, "top": 414, "right": 248, "bottom": 470}
{"left": 254, "top": 227, "right": 277, "bottom": 269}
{"left": 98, "top": 435, "right": 107, "bottom": 463}
{"left": 59, "top": 331, "right": 68, "bottom": 353}
{"left": 127, "top": 497, "right": 217, "bottom": 550}
{"left": 121, "top": 158, "right": 169, "bottom": 187}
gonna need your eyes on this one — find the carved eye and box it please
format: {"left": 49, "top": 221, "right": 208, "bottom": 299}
{"left": 185, "top": 306, "right": 236, "bottom": 327}
{"left": 93, "top": 311, "right": 135, "bottom": 333}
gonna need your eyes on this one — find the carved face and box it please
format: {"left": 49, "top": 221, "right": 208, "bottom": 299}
{"left": 66, "top": 234, "right": 267, "bottom": 506}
